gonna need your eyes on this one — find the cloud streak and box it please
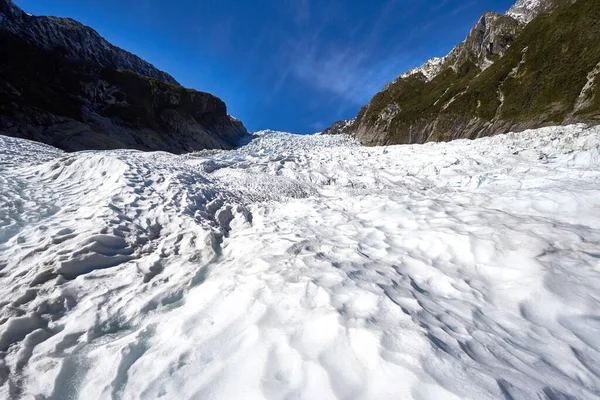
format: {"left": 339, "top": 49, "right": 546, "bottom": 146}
{"left": 287, "top": 41, "right": 390, "bottom": 104}
{"left": 271, "top": 0, "right": 425, "bottom": 109}
{"left": 220, "top": 0, "right": 501, "bottom": 128}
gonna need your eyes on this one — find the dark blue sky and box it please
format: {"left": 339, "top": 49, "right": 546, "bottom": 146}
{"left": 15, "top": 0, "right": 515, "bottom": 133}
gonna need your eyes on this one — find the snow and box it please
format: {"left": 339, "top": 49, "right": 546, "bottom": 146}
{"left": 507, "top": 0, "right": 545, "bottom": 23}
{"left": 384, "top": 57, "right": 446, "bottom": 90}
{"left": 1, "top": 124, "right": 600, "bottom": 399}
{"left": 336, "top": 118, "right": 356, "bottom": 132}
{"left": 399, "top": 57, "right": 445, "bottom": 81}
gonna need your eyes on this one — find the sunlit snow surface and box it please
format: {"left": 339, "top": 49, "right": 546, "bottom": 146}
{"left": 1, "top": 125, "right": 600, "bottom": 399}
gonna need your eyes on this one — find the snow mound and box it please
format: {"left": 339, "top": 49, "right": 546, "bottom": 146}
{"left": 1, "top": 125, "right": 600, "bottom": 399}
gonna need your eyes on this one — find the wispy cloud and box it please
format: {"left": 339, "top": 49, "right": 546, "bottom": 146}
{"left": 241, "top": 0, "right": 479, "bottom": 122}
{"left": 288, "top": 0, "right": 311, "bottom": 25}
{"left": 286, "top": 41, "right": 390, "bottom": 104}
{"left": 272, "top": 0, "right": 422, "bottom": 109}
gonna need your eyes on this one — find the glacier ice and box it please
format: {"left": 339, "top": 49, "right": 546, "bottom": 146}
{"left": 1, "top": 124, "right": 600, "bottom": 399}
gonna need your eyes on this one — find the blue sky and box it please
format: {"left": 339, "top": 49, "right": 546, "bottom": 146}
{"left": 15, "top": 0, "right": 515, "bottom": 133}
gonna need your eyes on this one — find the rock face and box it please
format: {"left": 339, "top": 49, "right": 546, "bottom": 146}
{"left": 0, "top": 0, "right": 248, "bottom": 153}
{"left": 444, "top": 11, "right": 523, "bottom": 70}
{"left": 507, "top": 0, "right": 556, "bottom": 22}
{"left": 0, "top": 0, "right": 177, "bottom": 85}
{"left": 321, "top": 119, "right": 355, "bottom": 136}
{"left": 326, "top": 0, "right": 600, "bottom": 146}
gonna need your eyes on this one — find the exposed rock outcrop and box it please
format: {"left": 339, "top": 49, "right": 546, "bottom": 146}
{"left": 444, "top": 11, "right": 523, "bottom": 70}
{"left": 0, "top": 0, "right": 177, "bottom": 85}
{"left": 321, "top": 119, "right": 355, "bottom": 136}
{"left": 0, "top": 0, "right": 248, "bottom": 153}
{"left": 507, "top": 0, "right": 556, "bottom": 23}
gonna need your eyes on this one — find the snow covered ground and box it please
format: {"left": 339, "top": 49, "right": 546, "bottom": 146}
{"left": 1, "top": 124, "right": 600, "bottom": 399}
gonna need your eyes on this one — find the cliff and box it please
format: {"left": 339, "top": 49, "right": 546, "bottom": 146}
{"left": 0, "top": 0, "right": 248, "bottom": 153}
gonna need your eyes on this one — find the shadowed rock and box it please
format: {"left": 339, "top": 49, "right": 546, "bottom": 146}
{"left": 0, "top": 0, "right": 249, "bottom": 153}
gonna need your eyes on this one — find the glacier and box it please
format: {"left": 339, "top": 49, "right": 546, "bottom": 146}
{"left": 1, "top": 125, "right": 600, "bottom": 399}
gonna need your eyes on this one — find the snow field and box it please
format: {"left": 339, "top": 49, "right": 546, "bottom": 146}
{"left": 0, "top": 124, "right": 600, "bottom": 399}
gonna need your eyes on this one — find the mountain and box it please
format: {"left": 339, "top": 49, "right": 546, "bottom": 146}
{"left": 324, "top": 0, "right": 600, "bottom": 146}
{"left": 322, "top": 118, "right": 356, "bottom": 136}
{"left": 507, "top": 0, "right": 555, "bottom": 23}
{"left": 397, "top": 57, "right": 445, "bottom": 82}
{"left": 0, "top": 0, "right": 248, "bottom": 153}
{"left": 0, "top": 0, "right": 178, "bottom": 85}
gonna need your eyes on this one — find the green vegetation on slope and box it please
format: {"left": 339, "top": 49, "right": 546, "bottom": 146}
{"left": 456, "top": 0, "right": 600, "bottom": 123}
{"left": 353, "top": 0, "right": 600, "bottom": 145}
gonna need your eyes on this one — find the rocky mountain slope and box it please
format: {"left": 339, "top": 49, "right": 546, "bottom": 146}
{"left": 324, "top": 0, "right": 600, "bottom": 146}
{"left": 507, "top": 0, "right": 555, "bottom": 22}
{"left": 0, "top": 0, "right": 178, "bottom": 85}
{"left": 0, "top": 0, "right": 248, "bottom": 153}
